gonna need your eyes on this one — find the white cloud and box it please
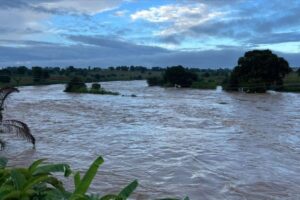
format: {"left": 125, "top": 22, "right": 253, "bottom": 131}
{"left": 131, "top": 3, "right": 224, "bottom": 36}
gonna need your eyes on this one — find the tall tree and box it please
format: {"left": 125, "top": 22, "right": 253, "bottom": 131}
{"left": 226, "top": 50, "right": 291, "bottom": 92}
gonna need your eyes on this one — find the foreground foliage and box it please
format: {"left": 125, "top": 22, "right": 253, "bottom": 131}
{"left": 0, "top": 156, "right": 137, "bottom": 200}
{"left": 0, "top": 157, "right": 188, "bottom": 200}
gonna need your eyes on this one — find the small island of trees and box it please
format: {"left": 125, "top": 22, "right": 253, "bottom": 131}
{"left": 64, "top": 77, "right": 119, "bottom": 95}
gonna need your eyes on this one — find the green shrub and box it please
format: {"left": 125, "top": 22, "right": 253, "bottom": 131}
{"left": 147, "top": 76, "right": 163, "bottom": 86}
{"left": 91, "top": 83, "right": 101, "bottom": 90}
{"left": 64, "top": 77, "right": 87, "bottom": 93}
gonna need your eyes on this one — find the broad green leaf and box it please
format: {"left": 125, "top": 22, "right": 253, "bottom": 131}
{"left": 74, "top": 172, "right": 81, "bottom": 188}
{"left": 0, "top": 185, "right": 15, "bottom": 199}
{"left": 1, "top": 191, "right": 22, "bottom": 200}
{"left": 71, "top": 156, "right": 104, "bottom": 198}
{"left": 45, "top": 176, "right": 65, "bottom": 192}
{"left": 0, "top": 157, "right": 7, "bottom": 168}
{"left": 33, "top": 163, "right": 72, "bottom": 177}
{"left": 118, "top": 180, "right": 138, "bottom": 199}
{"left": 23, "top": 175, "right": 49, "bottom": 191}
{"left": 11, "top": 169, "right": 27, "bottom": 190}
{"left": 28, "top": 159, "right": 46, "bottom": 173}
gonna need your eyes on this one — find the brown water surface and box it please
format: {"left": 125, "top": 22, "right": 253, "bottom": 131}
{"left": 1, "top": 80, "right": 300, "bottom": 199}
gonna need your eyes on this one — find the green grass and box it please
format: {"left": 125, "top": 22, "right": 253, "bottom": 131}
{"left": 280, "top": 71, "right": 300, "bottom": 92}
{"left": 0, "top": 70, "right": 163, "bottom": 88}
{"left": 191, "top": 79, "right": 219, "bottom": 89}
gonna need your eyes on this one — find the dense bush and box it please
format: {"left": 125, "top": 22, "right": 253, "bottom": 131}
{"left": 147, "top": 76, "right": 163, "bottom": 86}
{"left": 91, "top": 83, "right": 101, "bottom": 90}
{"left": 64, "top": 77, "right": 87, "bottom": 93}
{"left": 163, "top": 66, "right": 198, "bottom": 87}
{"left": 147, "top": 66, "right": 198, "bottom": 87}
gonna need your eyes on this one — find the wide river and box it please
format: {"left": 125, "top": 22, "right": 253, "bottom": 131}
{"left": 1, "top": 80, "right": 300, "bottom": 199}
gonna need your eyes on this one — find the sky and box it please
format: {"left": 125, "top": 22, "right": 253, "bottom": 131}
{"left": 0, "top": 0, "right": 300, "bottom": 68}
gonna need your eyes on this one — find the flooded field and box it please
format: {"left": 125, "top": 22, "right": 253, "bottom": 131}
{"left": 1, "top": 80, "right": 300, "bottom": 199}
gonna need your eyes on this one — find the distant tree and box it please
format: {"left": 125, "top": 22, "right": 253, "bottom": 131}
{"left": 202, "top": 72, "right": 210, "bottom": 78}
{"left": 67, "top": 66, "right": 75, "bottom": 72}
{"left": 163, "top": 66, "right": 198, "bottom": 87}
{"left": 116, "top": 66, "right": 129, "bottom": 71}
{"left": 94, "top": 74, "right": 101, "bottom": 81}
{"left": 0, "top": 69, "right": 11, "bottom": 76}
{"left": 151, "top": 67, "right": 164, "bottom": 71}
{"left": 226, "top": 50, "right": 291, "bottom": 92}
{"left": 17, "top": 66, "right": 28, "bottom": 75}
{"left": 32, "top": 67, "right": 43, "bottom": 83}
{"left": 43, "top": 71, "right": 50, "bottom": 79}
{"left": 297, "top": 68, "right": 300, "bottom": 76}
{"left": 32, "top": 67, "right": 50, "bottom": 83}
{"left": 64, "top": 77, "right": 87, "bottom": 92}
{"left": 0, "top": 76, "right": 11, "bottom": 83}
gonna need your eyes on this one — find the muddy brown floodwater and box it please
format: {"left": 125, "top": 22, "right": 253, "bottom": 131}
{"left": 1, "top": 80, "right": 300, "bottom": 199}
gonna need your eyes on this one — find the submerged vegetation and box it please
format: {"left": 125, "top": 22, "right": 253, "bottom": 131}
{"left": 64, "top": 77, "right": 119, "bottom": 95}
{"left": 0, "top": 87, "right": 35, "bottom": 149}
